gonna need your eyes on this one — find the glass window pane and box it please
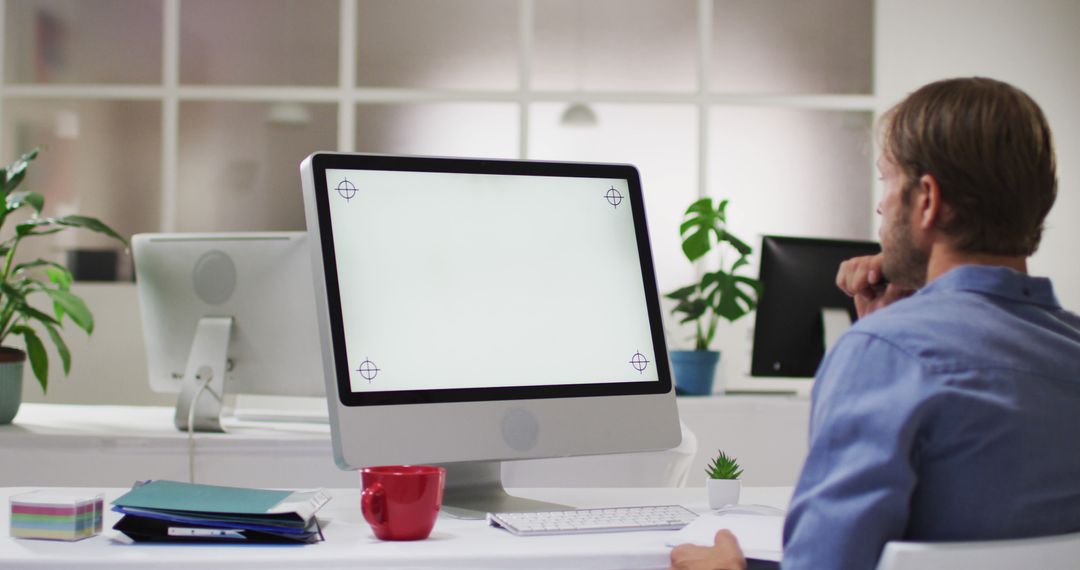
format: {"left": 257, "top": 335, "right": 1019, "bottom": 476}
{"left": 528, "top": 103, "right": 698, "bottom": 297}
{"left": 533, "top": 0, "right": 697, "bottom": 92}
{"left": 176, "top": 102, "right": 337, "bottom": 232}
{"left": 707, "top": 107, "right": 874, "bottom": 243}
{"left": 0, "top": 100, "right": 162, "bottom": 275}
{"left": 356, "top": 0, "right": 518, "bottom": 89}
{"left": 356, "top": 103, "right": 518, "bottom": 159}
{"left": 180, "top": 0, "right": 339, "bottom": 85}
{"left": 3, "top": 0, "right": 162, "bottom": 84}
{"left": 712, "top": 0, "right": 872, "bottom": 94}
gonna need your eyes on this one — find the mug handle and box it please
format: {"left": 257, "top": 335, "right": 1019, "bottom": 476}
{"left": 362, "top": 482, "right": 387, "bottom": 527}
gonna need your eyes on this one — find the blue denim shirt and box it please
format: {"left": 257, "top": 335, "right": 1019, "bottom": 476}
{"left": 781, "top": 265, "right": 1080, "bottom": 570}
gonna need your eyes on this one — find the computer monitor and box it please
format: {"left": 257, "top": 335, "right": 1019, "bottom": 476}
{"left": 300, "top": 153, "right": 682, "bottom": 518}
{"left": 751, "top": 235, "right": 882, "bottom": 378}
{"left": 133, "top": 232, "right": 324, "bottom": 432}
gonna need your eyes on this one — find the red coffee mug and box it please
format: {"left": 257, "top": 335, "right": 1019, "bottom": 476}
{"left": 360, "top": 465, "right": 446, "bottom": 541}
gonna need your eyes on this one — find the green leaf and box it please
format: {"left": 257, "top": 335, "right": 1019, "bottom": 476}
{"left": 13, "top": 259, "right": 71, "bottom": 281}
{"left": 19, "top": 227, "right": 64, "bottom": 238}
{"left": 5, "top": 190, "right": 44, "bottom": 214}
{"left": 15, "top": 221, "right": 40, "bottom": 237}
{"left": 43, "top": 322, "right": 71, "bottom": 376}
{"left": 678, "top": 198, "right": 733, "bottom": 262}
{"left": 14, "top": 215, "right": 127, "bottom": 247}
{"left": 53, "top": 215, "right": 128, "bottom": 247}
{"left": 705, "top": 450, "right": 743, "bottom": 480}
{"left": 43, "top": 288, "right": 94, "bottom": 334}
{"left": 3, "top": 170, "right": 26, "bottom": 196}
{"left": 11, "top": 325, "right": 48, "bottom": 392}
{"left": 3, "top": 148, "right": 40, "bottom": 195}
{"left": 20, "top": 305, "right": 62, "bottom": 327}
{"left": 702, "top": 270, "right": 755, "bottom": 323}
{"left": 734, "top": 274, "right": 763, "bottom": 300}
{"left": 0, "top": 281, "right": 27, "bottom": 304}
{"left": 664, "top": 284, "right": 697, "bottom": 301}
{"left": 673, "top": 299, "right": 707, "bottom": 324}
{"left": 46, "top": 266, "right": 73, "bottom": 291}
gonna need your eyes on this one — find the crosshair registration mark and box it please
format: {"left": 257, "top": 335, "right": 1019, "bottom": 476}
{"left": 337, "top": 178, "right": 357, "bottom": 202}
{"left": 629, "top": 351, "right": 650, "bottom": 374}
{"left": 605, "top": 186, "right": 623, "bottom": 209}
{"left": 357, "top": 358, "right": 380, "bottom": 382}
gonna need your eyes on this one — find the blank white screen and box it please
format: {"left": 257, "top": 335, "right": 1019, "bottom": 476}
{"left": 325, "top": 168, "right": 659, "bottom": 392}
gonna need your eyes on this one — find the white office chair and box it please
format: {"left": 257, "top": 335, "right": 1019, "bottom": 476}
{"left": 875, "top": 531, "right": 1080, "bottom": 570}
{"left": 500, "top": 420, "right": 698, "bottom": 487}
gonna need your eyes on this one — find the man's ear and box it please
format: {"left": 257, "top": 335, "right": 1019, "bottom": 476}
{"left": 915, "top": 173, "right": 948, "bottom": 230}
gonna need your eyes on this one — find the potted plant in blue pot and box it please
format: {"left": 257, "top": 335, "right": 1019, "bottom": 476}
{"left": 0, "top": 148, "right": 127, "bottom": 424}
{"left": 665, "top": 197, "right": 760, "bottom": 395}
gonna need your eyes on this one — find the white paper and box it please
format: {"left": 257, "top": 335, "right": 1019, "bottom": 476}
{"left": 267, "top": 489, "right": 332, "bottom": 518}
{"left": 667, "top": 507, "right": 784, "bottom": 562}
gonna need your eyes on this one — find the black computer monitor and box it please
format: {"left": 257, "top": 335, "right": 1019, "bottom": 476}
{"left": 751, "top": 235, "right": 881, "bottom": 378}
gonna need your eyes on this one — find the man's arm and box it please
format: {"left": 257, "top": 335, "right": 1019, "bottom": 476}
{"left": 781, "top": 333, "right": 926, "bottom": 570}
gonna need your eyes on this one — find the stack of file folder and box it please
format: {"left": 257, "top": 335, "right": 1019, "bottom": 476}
{"left": 111, "top": 480, "right": 330, "bottom": 544}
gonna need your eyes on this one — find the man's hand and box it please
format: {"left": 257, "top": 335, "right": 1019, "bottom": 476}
{"left": 835, "top": 254, "right": 912, "bottom": 318}
{"left": 670, "top": 530, "right": 747, "bottom": 570}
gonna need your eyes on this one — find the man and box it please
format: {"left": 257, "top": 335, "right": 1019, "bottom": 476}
{"left": 671, "top": 77, "right": 1080, "bottom": 570}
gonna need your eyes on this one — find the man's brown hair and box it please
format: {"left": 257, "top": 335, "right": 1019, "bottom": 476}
{"left": 881, "top": 77, "right": 1057, "bottom": 256}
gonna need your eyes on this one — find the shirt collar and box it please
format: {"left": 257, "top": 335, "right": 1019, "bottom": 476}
{"left": 916, "top": 264, "right": 1060, "bottom": 309}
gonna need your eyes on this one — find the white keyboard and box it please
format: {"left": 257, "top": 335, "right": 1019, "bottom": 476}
{"left": 487, "top": 505, "right": 699, "bottom": 536}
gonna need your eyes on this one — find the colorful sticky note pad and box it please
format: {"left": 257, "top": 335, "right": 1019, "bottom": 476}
{"left": 10, "top": 490, "right": 104, "bottom": 541}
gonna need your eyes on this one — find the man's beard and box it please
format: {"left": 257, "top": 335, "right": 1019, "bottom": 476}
{"left": 881, "top": 201, "right": 930, "bottom": 289}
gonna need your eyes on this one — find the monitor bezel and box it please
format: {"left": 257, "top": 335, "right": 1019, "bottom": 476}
{"left": 307, "top": 153, "right": 673, "bottom": 407}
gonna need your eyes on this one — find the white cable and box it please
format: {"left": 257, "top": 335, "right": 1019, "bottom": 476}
{"left": 186, "top": 372, "right": 213, "bottom": 484}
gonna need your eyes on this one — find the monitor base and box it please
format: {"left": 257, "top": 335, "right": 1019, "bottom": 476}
{"left": 439, "top": 461, "right": 572, "bottom": 520}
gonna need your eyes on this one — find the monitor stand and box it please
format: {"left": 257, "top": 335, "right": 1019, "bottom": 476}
{"left": 439, "top": 461, "right": 572, "bottom": 520}
{"left": 821, "top": 307, "right": 852, "bottom": 353}
{"left": 174, "top": 316, "right": 233, "bottom": 433}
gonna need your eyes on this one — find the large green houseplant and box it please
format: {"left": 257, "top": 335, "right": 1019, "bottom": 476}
{"left": 665, "top": 198, "right": 760, "bottom": 395}
{"left": 0, "top": 148, "right": 127, "bottom": 424}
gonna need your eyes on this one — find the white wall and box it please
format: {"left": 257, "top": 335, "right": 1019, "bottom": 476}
{"left": 19, "top": 284, "right": 172, "bottom": 406}
{"left": 875, "top": 0, "right": 1080, "bottom": 310}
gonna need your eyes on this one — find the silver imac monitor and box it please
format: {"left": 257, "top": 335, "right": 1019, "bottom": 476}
{"left": 133, "top": 232, "right": 324, "bottom": 432}
{"left": 300, "top": 153, "right": 682, "bottom": 518}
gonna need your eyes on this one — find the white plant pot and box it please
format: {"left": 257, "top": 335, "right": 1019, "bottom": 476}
{"left": 706, "top": 478, "right": 741, "bottom": 510}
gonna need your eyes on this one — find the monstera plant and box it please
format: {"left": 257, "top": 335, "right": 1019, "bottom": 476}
{"left": 0, "top": 148, "right": 126, "bottom": 424}
{"left": 665, "top": 198, "right": 760, "bottom": 395}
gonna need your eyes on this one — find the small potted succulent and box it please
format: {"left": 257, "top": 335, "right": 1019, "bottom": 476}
{"left": 0, "top": 148, "right": 127, "bottom": 424}
{"left": 705, "top": 449, "right": 743, "bottom": 509}
{"left": 666, "top": 198, "right": 761, "bottom": 395}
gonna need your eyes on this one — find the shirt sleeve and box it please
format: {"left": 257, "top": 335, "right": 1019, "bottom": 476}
{"left": 781, "top": 332, "right": 929, "bottom": 570}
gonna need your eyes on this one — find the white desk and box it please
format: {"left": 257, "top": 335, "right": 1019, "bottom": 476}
{"left": 0, "top": 404, "right": 696, "bottom": 489}
{"left": 0, "top": 486, "right": 791, "bottom": 569}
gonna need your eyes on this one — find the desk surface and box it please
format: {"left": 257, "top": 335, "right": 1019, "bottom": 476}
{"left": 1, "top": 486, "right": 791, "bottom": 569}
